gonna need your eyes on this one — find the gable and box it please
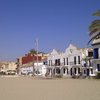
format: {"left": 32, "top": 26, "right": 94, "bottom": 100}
{"left": 65, "top": 44, "right": 77, "bottom": 53}
{"left": 51, "top": 49, "right": 60, "bottom": 55}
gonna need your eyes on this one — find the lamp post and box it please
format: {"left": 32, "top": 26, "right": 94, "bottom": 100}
{"left": 33, "top": 38, "right": 39, "bottom": 75}
{"left": 36, "top": 38, "right": 39, "bottom": 72}
{"left": 33, "top": 54, "right": 35, "bottom": 76}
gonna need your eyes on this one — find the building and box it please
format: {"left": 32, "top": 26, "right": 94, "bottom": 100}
{"left": 0, "top": 62, "right": 17, "bottom": 75}
{"left": 88, "top": 25, "right": 100, "bottom": 75}
{"left": 17, "top": 53, "right": 47, "bottom": 75}
{"left": 91, "top": 36, "right": 100, "bottom": 73}
{"left": 47, "top": 44, "right": 94, "bottom": 78}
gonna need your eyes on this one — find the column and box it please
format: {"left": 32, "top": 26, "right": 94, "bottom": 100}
{"left": 66, "top": 68, "right": 67, "bottom": 75}
{"left": 76, "top": 68, "right": 78, "bottom": 75}
{"left": 61, "top": 68, "right": 63, "bottom": 76}
{"left": 89, "top": 69, "right": 91, "bottom": 76}
{"left": 55, "top": 68, "right": 56, "bottom": 76}
{"left": 65, "top": 68, "right": 68, "bottom": 75}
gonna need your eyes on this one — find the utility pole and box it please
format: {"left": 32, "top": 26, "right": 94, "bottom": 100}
{"left": 36, "top": 38, "right": 39, "bottom": 74}
{"left": 33, "top": 54, "right": 35, "bottom": 76}
{"left": 32, "top": 38, "right": 39, "bottom": 76}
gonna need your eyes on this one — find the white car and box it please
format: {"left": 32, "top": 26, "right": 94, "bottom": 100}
{"left": 6, "top": 70, "right": 16, "bottom": 75}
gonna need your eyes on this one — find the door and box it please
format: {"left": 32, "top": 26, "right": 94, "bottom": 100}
{"left": 87, "top": 69, "right": 89, "bottom": 76}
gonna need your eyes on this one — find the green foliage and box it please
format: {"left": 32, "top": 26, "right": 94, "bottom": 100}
{"left": 55, "top": 74, "right": 62, "bottom": 78}
{"left": 88, "top": 10, "right": 100, "bottom": 44}
{"left": 93, "top": 10, "right": 100, "bottom": 16}
{"left": 89, "top": 20, "right": 100, "bottom": 32}
{"left": 29, "top": 49, "right": 37, "bottom": 55}
{"left": 96, "top": 72, "right": 100, "bottom": 79}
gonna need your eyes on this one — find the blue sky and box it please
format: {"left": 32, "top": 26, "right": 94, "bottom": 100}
{"left": 0, "top": 0, "right": 100, "bottom": 61}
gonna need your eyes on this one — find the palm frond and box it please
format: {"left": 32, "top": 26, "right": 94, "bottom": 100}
{"left": 93, "top": 10, "right": 100, "bottom": 16}
{"left": 89, "top": 20, "right": 100, "bottom": 36}
{"left": 88, "top": 10, "right": 100, "bottom": 45}
{"left": 89, "top": 20, "right": 100, "bottom": 30}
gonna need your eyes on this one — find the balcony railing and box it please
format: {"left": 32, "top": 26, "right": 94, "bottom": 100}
{"left": 92, "top": 38, "right": 100, "bottom": 45}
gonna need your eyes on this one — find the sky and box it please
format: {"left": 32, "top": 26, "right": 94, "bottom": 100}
{"left": 0, "top": 0, "right": 100, "bottom": 61}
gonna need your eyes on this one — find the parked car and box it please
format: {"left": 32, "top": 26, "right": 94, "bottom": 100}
{"left": 6, "top": 70, "right": 16, "bottom": 75}
{"left": 0, "top": 71, "right": 6, "bottom": 75}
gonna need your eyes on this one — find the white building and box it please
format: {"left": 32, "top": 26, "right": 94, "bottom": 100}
{"left": 91, "top": 37, "right": 100, "bottom": 74}
{"left": 47, "top": 44, "right": 94, "bottom": 77}
{"left": 20, "top": 61, "right": 47, "bottom": 76}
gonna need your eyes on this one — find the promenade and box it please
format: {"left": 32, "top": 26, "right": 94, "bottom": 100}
{"left": 0, "top": 77, "right": 100, "bottom": 100}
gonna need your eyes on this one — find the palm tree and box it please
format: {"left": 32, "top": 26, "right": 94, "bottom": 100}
{"left": 93, "top": 10, "right": 100, "bottom": 16}
{"left": 29, "top": 49, "right": 37, "bottom": 55}
{"left": 29, "top": 49, "right": 37, "bottom": 76}
{"left": 88, "top": 10, "right": 100, "bottom": 44}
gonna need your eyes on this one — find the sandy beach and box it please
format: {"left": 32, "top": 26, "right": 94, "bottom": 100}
{"left": 0, "top": 76, "right": 100, "bottom": 100}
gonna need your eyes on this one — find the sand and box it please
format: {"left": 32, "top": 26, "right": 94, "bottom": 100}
{"left": 0, "top": 76, "right": 100, "bottom": 100}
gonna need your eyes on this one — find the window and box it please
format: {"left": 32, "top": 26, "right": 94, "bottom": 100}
{"left": 49, "top": 60, "right": 50, "bottom": 66}
{"left": 55, "top": 59, "right": 60, "bottom": 66}
{"left": 78, "top": 56, "right": 80, "bottom": 64}
{"left": 88, "top": 51, "right": 93, "bottom": 57}
{"left": 56, "top": 68, "right": 60, "bottom": 74}
{"left": 74, "top": 56, "right": 76, "bottom": 64}
{"left": 43, "top": 61, "right": 47, "bottom": 65}
{"left": 67, "top": 68, "right": 69, "bottom": 74}
{"left": 63, "top": 58, "right": 65, "bottom": 65}
{"left": 97, "top": 64, "right": 100, "bottom": 71}
{"left": 66, "top": 58, "right": 68, "bottom": 65}
{"left": 84, "top": 70, "right": 86, "bottom": 74}
{"left": 74, "top": 68, "right": 76, "bottom": 74}
{"left": 94, "top": 48, "right": 99, "bottom": 59}
{"left": 63, "top": 68, "right": 66, "bottom": 74}
{"left": 55, "top": 59, "right": 58, "bottom": 66}
{"left": 91, "top": 69, "right": 93, "bottom": 74}
{"left": 58, "top": 59, "right": 60, "bottom": 66}
{"left": 78, "top": 68, "right": 80, "bottom": 74}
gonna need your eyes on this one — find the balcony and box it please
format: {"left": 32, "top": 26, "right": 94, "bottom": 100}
{"left": 92, "top": 38, "right": 100, "bottom": 45}
{"left": 89, "top": 31, "right": 100, "bottom": 44}
{"left": 92, "top": 59, "right": 100, "bottom": 66}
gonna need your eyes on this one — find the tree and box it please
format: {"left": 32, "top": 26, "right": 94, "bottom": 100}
{"left": 29, "top": 49, "right": 37, "bottom": 55}
{"left": 29, "top": 49, "right": 37, "bottom": 76}
{"left": 88, "top": 10, "right": 100, "bottom": 44}
{"left": 93, "top": 10, "right": 100, "bottom": 16}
